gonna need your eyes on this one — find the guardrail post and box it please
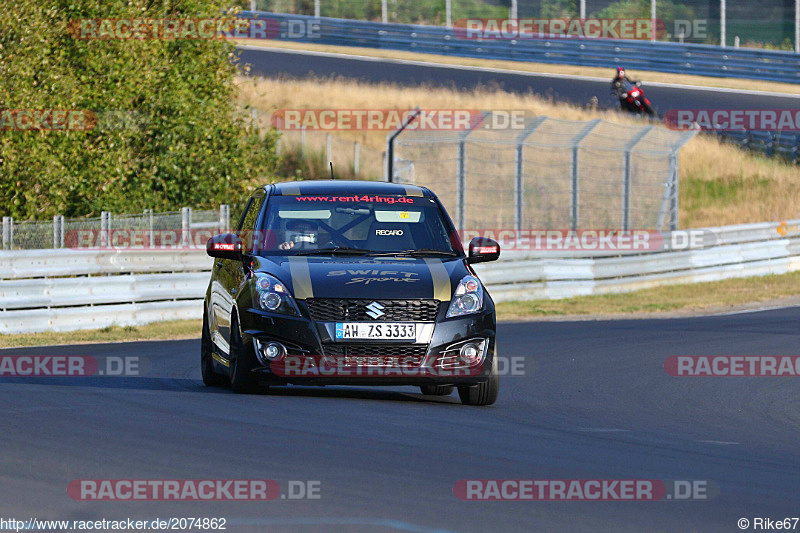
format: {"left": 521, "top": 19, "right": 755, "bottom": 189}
{"left": 569, "top": 119, "right": 601, "bottom": 231}
{"left": 622, "top": 126, "right": 654, "bottom": 231}
{"left": 514, "top": 116, "right": 548, "bottom": 232}
{"left": 53, "top": 215, "right": 64, "bottom": 249}
{"left": 446, "top": 0, "right": 452, "bottom": 27}
{"left": 3, "top": 216, "right": 12, "bottom": 250}
{"left": 354, "top": 142, "right": 360, "bottom": 176}
{"left": 100, "top": 211, "right": 110, "bottom": 248}
{"left": 144, "top": 209, "right": 154, "bottom": 248}
{"left": 181, "top": 207, "right": 192, "bottom": 248}
{"left": 219, "top": 205, "right": 229, "bottom": 233}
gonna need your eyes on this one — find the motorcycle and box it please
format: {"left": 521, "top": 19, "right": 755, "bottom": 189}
{"left": 619, "top": 81, "right": 655, "bottom": 117}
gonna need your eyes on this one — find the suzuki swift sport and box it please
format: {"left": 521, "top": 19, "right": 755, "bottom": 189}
{"left": 201, "top": 180, "right": 501, "bottom": 405}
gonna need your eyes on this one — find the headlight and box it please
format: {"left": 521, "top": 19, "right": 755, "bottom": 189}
{"left": 253, "top": 273, "right": 300, "bottom": 316}
{"left": 446, "top": 275, "right": 484, "bottom": 318}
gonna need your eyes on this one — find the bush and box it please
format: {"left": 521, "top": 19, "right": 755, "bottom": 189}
{"left": 0, "top": 0, "right": 281, "bottom": 219}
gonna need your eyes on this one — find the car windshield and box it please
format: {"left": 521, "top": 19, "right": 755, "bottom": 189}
{"left": 252, "top": 194, "right": 461, "bottom": 256}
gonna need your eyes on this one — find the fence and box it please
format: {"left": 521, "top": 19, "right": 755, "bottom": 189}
{"left": 243, "top": 1, "right": 800, "bottom": 49}
{"left": 1, "top": 219, "right": 798, "bottom": 333}
{"left": 388, "top": 114, "right": 697, "bottom": 233}
{"left": 241, "top": 12, "right": 800, "bottom": 84}
{"left": 1, "top": 206, "right": 230, "bottom": 251}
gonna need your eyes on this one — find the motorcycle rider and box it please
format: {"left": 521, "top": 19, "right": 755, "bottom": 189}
{"left": 611, "top": 67, "right": 640, "bottom": 110}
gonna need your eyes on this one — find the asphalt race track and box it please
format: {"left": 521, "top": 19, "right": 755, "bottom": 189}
{"left": 237, "top": 46, "right": 800, "bottom": 116}
{"left": 3, "top": 307, "right": 800, "bottom": 532}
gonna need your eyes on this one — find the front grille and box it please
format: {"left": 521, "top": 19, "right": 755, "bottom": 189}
{"left": 306, "top": 299, "right": 440, "bottom": 322}
{"left": 321, "top": 343, "right": 428, "bottom": 357}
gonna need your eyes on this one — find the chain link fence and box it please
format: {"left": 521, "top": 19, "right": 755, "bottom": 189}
{"left": 388, "top": 114, "right": 696, "bottom": 232}
{"left": 240, "top": 0, "right": 799, "bottom": 47}
{"left": 2, "top": 206, "right": 230, "bottom": 251}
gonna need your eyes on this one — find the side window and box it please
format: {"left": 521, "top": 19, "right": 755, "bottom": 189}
{"left": 238, "top": 193, "right": 265, "bottom": 251}
{"left": 235, "top": 197, "right": 254, "bottom": 233}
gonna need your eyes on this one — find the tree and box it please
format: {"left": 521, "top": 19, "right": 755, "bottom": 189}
{"left": 0, "top": 0, "right": 280, "bottom": 219}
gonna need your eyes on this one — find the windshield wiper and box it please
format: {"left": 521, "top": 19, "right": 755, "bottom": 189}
{"left": 368, "top": 249, "right": 459, "bottom": 257}
{"left": 296, "top": 246, "right": 373, "bottom": 256}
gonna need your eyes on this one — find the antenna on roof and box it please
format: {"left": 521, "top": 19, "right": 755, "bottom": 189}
{"left": 329, "top": 162, "right": 335, "bottom": 180}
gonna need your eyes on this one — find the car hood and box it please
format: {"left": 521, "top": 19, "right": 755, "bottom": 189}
{"left": 253, "top": 255, "right": 470, "bottom": 301}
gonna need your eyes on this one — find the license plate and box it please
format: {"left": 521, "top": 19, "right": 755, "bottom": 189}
{"left": 335, "top": 322, "right": 416, "bottom": 340}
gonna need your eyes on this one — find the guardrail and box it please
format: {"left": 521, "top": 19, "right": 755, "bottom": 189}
{"left": 1, "top": 219, "right": 798, "bottom": 334}
{"left": 241, "top": 11, "right": 800, "bottom": 84}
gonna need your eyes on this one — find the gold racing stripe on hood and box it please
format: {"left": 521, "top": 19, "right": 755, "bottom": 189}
{"left": 288, "top": 257, "right": 314, "bottom": 299}
{"left": 403, "top": 186, "right": 424, "bottom": 197}
{"left": 424, "top": 258, "right": 452, "bottom": 302}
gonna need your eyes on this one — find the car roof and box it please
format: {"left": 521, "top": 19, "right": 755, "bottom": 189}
{"left": 265, "top": 180, "right": 432, "bottom": 198}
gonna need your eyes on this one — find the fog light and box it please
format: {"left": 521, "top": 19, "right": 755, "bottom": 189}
{"left": 254, "top": 340, "right": 286, "bottom": 365}
{"left": 459, "top": 342, "right": 481, "bottom": 363}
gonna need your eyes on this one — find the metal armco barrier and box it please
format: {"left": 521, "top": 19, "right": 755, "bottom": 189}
{"left": 241, "top": 12, "right": 800, "bottom": 84}
{"left": 1, "top": 220, "right": 798, "bottom": 334}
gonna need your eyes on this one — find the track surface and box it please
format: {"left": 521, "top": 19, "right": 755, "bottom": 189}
{"left": 3, "top": 308, "right": 800, "bottom": 531}
{"left": 238, "top": 46, "right": 800, "bottom": 114}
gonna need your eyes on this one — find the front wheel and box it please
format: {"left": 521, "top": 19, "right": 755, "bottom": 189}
{"left": 229, "top": 315, "right": 264, "bottom": 394}
{"left": 201, "top": 309, "right": 228, "bottom": 387}
{"left": 457, "top": 355, "right": 499, "bottom": 406}
{"left": 643, "top": 101, "right": 655, "bottom": 117}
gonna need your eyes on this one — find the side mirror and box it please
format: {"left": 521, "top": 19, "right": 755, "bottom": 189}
{"left": 207, "top": 233, "right": 242, "bottom": 260}
{"left": 467, "top": 237, "right": 500, "bottom": 264}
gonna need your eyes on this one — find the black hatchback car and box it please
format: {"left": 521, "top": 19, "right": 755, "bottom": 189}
{"left": 201, "top": 180, "right": 500, "bottom": 405}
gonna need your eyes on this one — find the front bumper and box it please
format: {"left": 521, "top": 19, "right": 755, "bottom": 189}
{"left": 239, "top": 301, "right": 496, "bottom": 387}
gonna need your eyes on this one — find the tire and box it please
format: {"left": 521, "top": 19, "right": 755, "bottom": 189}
{"left": 457, "top": 354, "right": 499, "bottom": 406}
{"left": 201, "top": 309, "right": 228, "bottom": 387}
{"left": 420, "top": 385, "right": 454, "bottom": 396}
{"left": 643, "top": 102, "right": 655, "bottom": 117}
{"left": 229, "top": 315, "right": 263, "bottom": 394}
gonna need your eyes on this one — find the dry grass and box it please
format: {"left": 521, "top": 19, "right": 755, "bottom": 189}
{"left": 0, "top": 320, "right": 201, "bottom": 349}
{"left": 239, "top": 75, "right": 800, "bottom": 228}
{"left": 497, "top": 271, "right": 800, "bottom": 319}
{"left": 237, "top": 40, "right": 800, "bottom": 95}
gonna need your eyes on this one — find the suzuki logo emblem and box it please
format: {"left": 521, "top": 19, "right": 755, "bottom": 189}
{"left": 365, "top": 301, "right": 385, "bottom": 319}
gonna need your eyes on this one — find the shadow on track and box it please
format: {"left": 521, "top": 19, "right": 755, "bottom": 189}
{"left": 0, "top": 376, "right": 461, "bottom": 404}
